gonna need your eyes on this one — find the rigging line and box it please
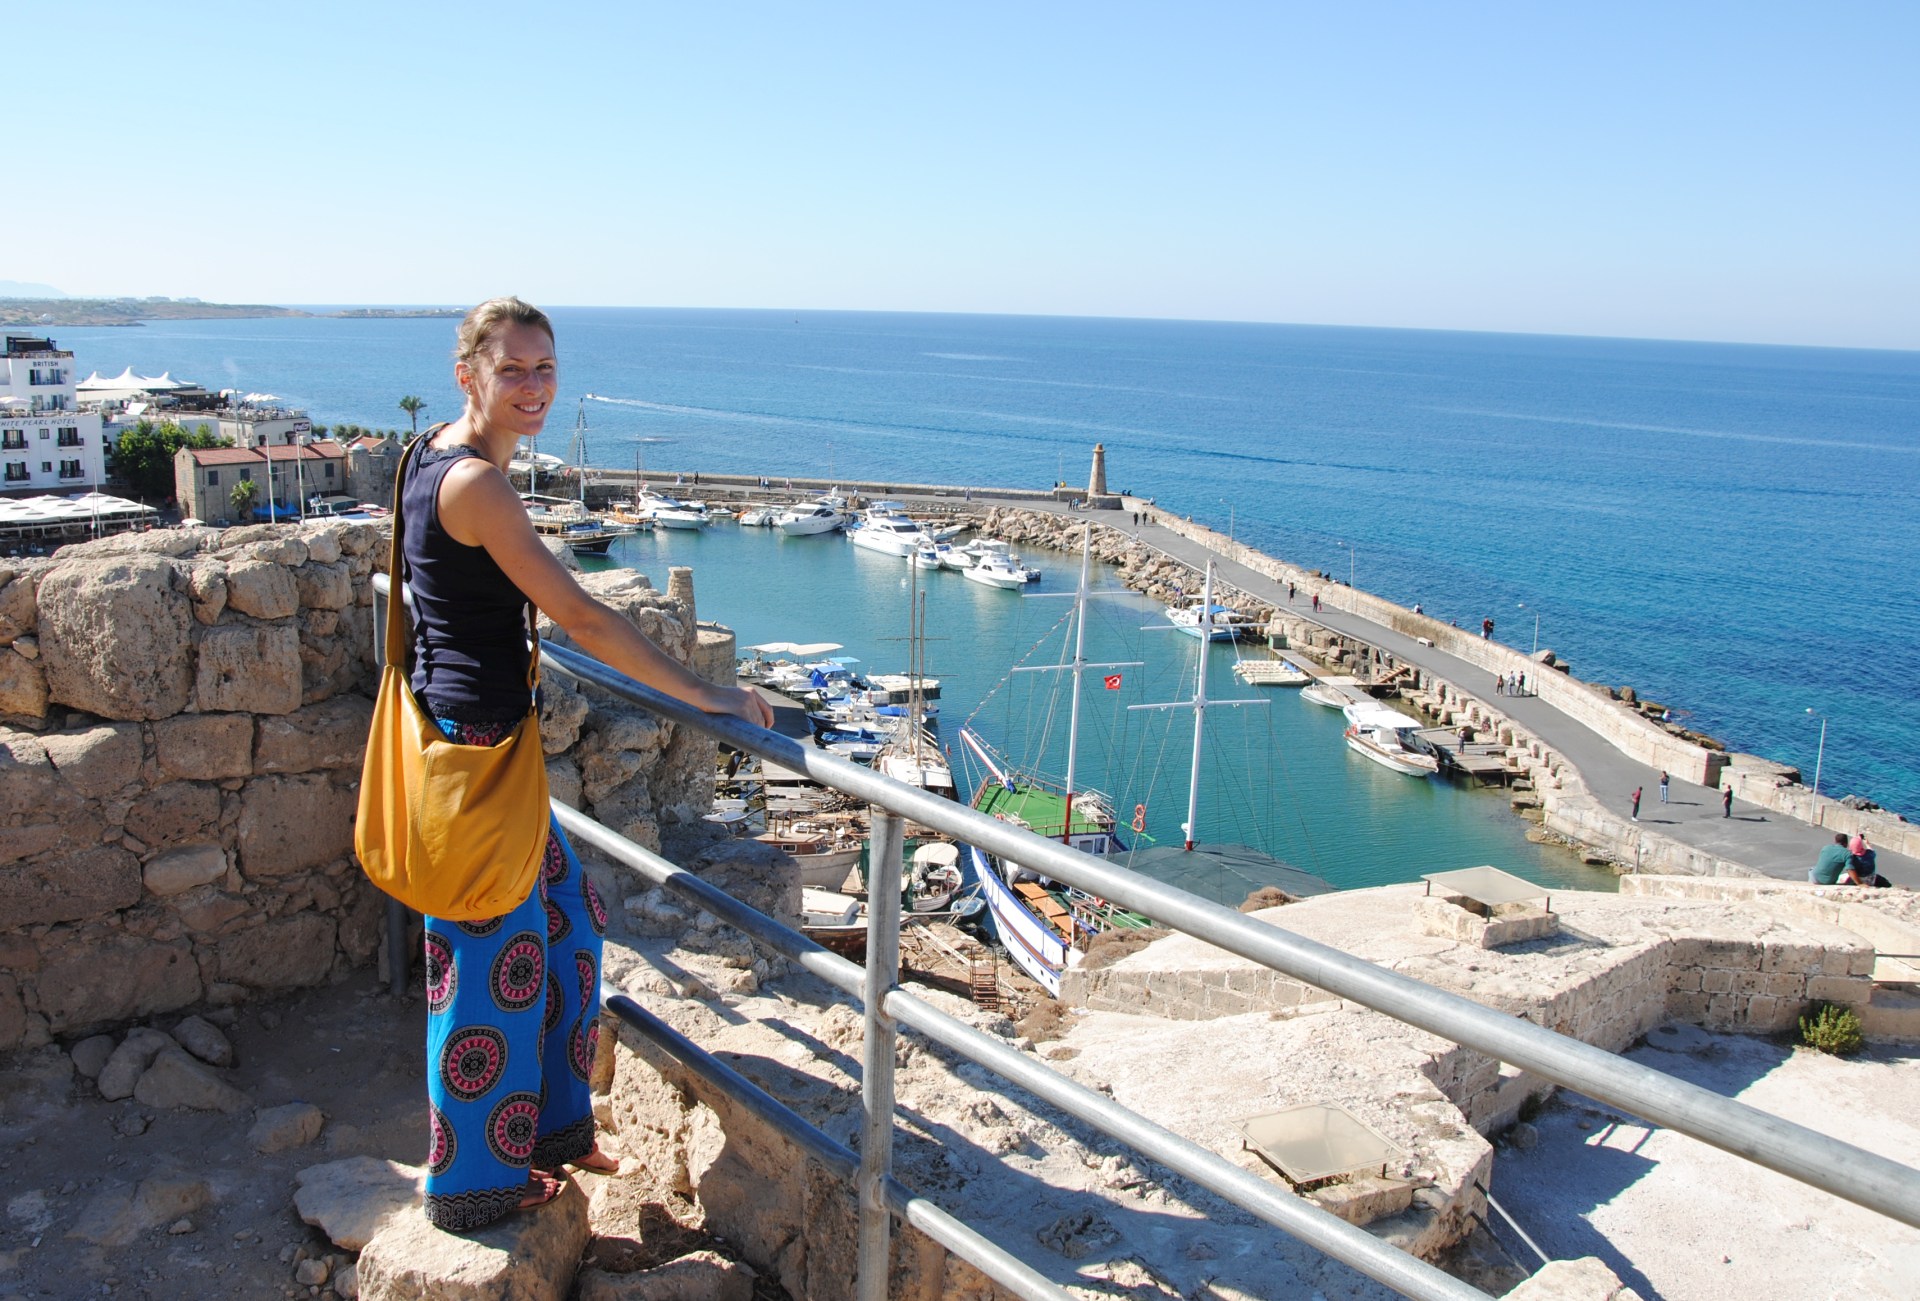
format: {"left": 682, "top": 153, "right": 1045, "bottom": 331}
{"left": 959, "top": 602, "right": 1074, "bottom": 735}
{"left": 1257, "top": 686, "right": 1330, "bottom": 878}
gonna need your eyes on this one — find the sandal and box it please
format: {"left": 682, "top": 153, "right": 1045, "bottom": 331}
{"left": 568, "top": 1146, "right": 624, "bottom": 1176}
{"left": 518, "top": 1171, "right": 564, "bottom": 1210}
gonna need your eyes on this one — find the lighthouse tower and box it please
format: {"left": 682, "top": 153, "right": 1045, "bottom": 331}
{"left": 1087, "top": 443, "right": 1109, "bottom": 499}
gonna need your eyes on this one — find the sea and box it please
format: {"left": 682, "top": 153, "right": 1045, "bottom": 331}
{"left": 51, "top": 310, "right": 1920, "bottom": 890}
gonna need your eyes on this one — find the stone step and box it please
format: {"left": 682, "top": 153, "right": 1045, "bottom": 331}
{"left": 1860, "top": 987, "right": 1920, "bottom": 1044}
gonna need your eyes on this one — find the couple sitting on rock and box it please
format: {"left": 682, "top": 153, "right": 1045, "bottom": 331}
{"left": 1811, "top": 834, "right": 1886, "bottom": 887}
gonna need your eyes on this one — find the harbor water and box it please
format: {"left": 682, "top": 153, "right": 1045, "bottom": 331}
{"left": 57, "top": 309, "right": 1920, "bottom": 828}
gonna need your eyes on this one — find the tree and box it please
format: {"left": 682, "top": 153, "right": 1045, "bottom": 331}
{"left": 399, "top": 395, "right": 426, "bottom": 440}
{"left": 228, "top": 477, "right": 258, "bottom": 520}
{"left": 108, "top": 418, "right": 233, "bottom": 504}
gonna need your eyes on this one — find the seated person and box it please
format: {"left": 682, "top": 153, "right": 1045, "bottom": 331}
{"left": 1841, "top": 835, "right": 1882, "bottom": 887}
{"left": 1810, "top": 833, "right": 1850, "bottom": 885}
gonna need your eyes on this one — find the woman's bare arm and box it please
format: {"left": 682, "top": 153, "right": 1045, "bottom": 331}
{"left": 435, "top": 457, "right": 774, "bottom": 728}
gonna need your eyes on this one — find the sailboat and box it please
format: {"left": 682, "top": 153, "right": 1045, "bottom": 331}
{"left": 875, "top": 566, "right": 955, "bottom": 799}
{"left": 524, "top": 402, "right": 616, "bottom": 554}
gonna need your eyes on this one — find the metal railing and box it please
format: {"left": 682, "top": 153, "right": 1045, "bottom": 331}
{"left": 533, "top": 637, "right": 1920, "bottom": 1299}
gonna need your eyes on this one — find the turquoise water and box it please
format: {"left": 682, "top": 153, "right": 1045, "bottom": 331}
{"left": 591, "top": 523, "right": 1603, "bottom": 891}
{"left": 58, "top": 310, "right": 1920, "bottom": 822}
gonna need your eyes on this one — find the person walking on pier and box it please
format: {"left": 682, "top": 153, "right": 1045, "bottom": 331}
{"left": 1494, "top": 673, "right": 1504, "bottom": 696}
{"left": 1517, "top": 671, "right": 1526, "bottom": 695}
{"left": 1288, "top": 582, "right": 1296, "bottom": 603}
{"left": 1630, "top": 786, "right": 1642, "bottom": 822}
{"left": 1311, "top": 592, "right": 1321, "bottom": 613}
{"left": 1722, "top": 786, "right": 1733, "bottom": 818}
{"left": 1659, "top": 771, "right": 1670, "bottom": 804}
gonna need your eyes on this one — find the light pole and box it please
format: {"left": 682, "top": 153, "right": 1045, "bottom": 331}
{"left": 1806, "top": 708, "right": 1827, "bottom": 797}
{"left": 1336, "top": 541, "right": 1354, "bottom": 587}
{"left": 1518, "top": 602, "right": 1539, "bottom": 654}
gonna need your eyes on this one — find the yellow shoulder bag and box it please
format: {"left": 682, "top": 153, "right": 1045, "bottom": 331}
{"left": 354, "top": 435, "right": 549, "bottom": 920}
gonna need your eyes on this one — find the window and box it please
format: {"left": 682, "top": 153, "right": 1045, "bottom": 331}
{"left": 58, "top": 459, "right": 82, "bottom": 480}
{"left": 325, "top": 463, "right": 335, "bottom": 480}
{"left": 206, "top": 469, "right": 220, "bottom": 486}
{"left": 39, "top": 461, "right": 50, "bottom": 473}
{"left": 56, "top": 426, "right": 80, "bottom": 447}
{"left": 3, "top": 462, "right": 26, "bottom": 482}
{"left": 39, "top": 428, "right": 49, "bottom": 439}
{"left": 1, "top": 431, "right": 23, "bottom": 451}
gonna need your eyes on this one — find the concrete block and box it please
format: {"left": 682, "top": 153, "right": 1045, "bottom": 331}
{"left": 1807, "top": 976, "right": 1870, "bottom": 1006}
{"left": 1700, "top": 968, "right": 1734, "bottom": 995}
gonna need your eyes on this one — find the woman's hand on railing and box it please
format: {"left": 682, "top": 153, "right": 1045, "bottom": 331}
{"left": 701, "top": 682, "right": 776, "bottom": 730}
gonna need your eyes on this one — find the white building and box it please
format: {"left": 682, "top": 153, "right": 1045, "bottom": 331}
{"left": 1, "top": 335, "right": 106, "bottom": 496}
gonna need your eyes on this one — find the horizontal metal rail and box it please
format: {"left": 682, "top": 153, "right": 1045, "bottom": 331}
{"left": 604, "top": 996, "right": 1074, "bottom": 1301}
{"left": 556, "top": 801, "right": 1487, "bottom": 1301}
{"left": 544, "top": 639, "right": 1920, "bottom": 1233}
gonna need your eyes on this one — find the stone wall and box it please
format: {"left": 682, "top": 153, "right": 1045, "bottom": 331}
{"left": 0, "top": 523, "right": 722, "bottom": 1050}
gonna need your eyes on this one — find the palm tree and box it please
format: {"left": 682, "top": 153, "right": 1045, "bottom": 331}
{"left": 398, "top": 395, "right": 427, "bottom": 440}
{"left": 229, "top": 478, "right": 259, "bottom": 522}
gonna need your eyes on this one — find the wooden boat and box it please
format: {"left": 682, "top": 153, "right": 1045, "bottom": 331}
{"left": 1341, "top": 703, "right": 1440, "bottom": 777}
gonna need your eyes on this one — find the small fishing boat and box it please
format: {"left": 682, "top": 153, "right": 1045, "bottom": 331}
{"left": 1341, "top": 703, "right": 1440, "bottom": 777}
{"left": 758, "top": 822, "right": 865, "bottom": 888}
{"left": 1301, "top": 680, "right": 1360, "bottom": 710}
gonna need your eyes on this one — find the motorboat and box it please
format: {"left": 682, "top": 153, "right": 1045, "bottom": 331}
{"left": 1342, "top": 703, "right": 1440, "bottom": 777}
{"left": 847, "top": 503, "right": 933, "bottom": 557}
{"left": 736, "top": 504, "right": 780, "bottom": 526}
{"left": 1166, "top": 598, "right": 1249, "bottom": 641}
{"left": 774, "top": 499, "right": 846, "bottom": 535}
{"left": 908, "top": 539, "right": 946, "bottom": 571}
{"left": 964, "top": 551, "right": 1031, "bottom": 589}
{"left": 758, "top": 822, "right": 865, "bottom": 889}
{"left": 1301, "top": 680, "right": 1360, "bottom": 710}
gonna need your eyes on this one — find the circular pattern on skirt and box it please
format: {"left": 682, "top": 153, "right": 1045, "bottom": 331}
{"left": 455, "top": 915, "right": 505, "bottom": 938}
{"left": 424, "top": 934, "right": 456, "bottom": 1015}
{"left": 543, "top": 974, "right": 563, "bottom": 1036}
{"left": 544, "top": 897, "right": 571, "bottom": 945}
{"left": 583, "top": 876, "right": 607, "bottom": 935}
{"left": 489, "top": 932, "right": 546, "bottom": 1012}
{"left": 427, "top": 1104, "right": 456, "bottom": 1176}
{"left": 486, "top": 1091, "right": 543, "bottom": 1165}
{"left": 569, "top": 1016, "right": 599, "bottom": 1082}
{"left": 439, "top": 1025, "right": 509, "bottom": 1103}
{"left": 541, "top": 835, "right": 568, "bottom": 885}
{"left": 574, "top": 950, "right": 597, "bottom": 1015}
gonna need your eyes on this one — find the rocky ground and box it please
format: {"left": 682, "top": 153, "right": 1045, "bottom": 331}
{"left": 0, "top": 970, "right": 778, "bottom": 1301}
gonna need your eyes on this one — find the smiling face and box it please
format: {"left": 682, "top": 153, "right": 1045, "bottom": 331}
{"left": 457, "top": 320, "right": 557, "bottom": 442}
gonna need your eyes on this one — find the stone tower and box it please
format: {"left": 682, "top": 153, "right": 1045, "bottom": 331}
{"left": 1088, "top": 443, "right": 1109, "bottom": 498}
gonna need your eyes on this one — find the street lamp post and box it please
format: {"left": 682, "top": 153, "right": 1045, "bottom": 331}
{"left": 1806, "top": 708, "right": 1827, "bottom": 797}
{"left": 1518, "top": 602, "right": 1540, "bottom": 654}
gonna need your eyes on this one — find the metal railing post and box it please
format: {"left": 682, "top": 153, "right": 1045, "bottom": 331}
{"left": 858, "top": 810, "right": 905, "bottom": 1301}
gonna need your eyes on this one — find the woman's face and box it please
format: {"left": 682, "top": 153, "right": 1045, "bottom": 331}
{"left": 459, "top": 321, "right": 557, "bottom": 441}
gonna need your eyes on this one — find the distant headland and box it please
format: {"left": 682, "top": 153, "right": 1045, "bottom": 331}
{"left": 0, "top": 295, "right": 462, "bottom": 327}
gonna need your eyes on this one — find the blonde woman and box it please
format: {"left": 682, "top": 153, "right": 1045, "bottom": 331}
{"left": 402, "top": 297, "right": 771, "bottom": 1230}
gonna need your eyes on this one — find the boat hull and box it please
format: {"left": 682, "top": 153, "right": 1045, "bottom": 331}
{"left": 1343, "top": 729, "right": 1438, "bottom": 776}
{"left": 965, "top": 843, "right": 1066, "bottom": 997}
{"left": 964, "top": 565, "right": 1026, "bottom": 589}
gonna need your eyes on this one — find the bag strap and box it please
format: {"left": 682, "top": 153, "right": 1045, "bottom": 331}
{"left": 384, "top": 427, "right": 542, "bottom": 695}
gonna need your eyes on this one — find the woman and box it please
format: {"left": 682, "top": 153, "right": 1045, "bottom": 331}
{"left": 402, "top": 297, "right": 772, "bottom": 1232}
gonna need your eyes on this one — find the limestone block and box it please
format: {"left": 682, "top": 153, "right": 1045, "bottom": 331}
{"left": 134, "top": 1046, "right": 251, "bottom": 1113}
{"left": 1807, "top": 975, "right": 1870, "bottom": 1006}
{"left": 196, "top": 622, "right": 302, "bottom": 714}
{"left": 1502, "top": 1255, "right": 1634, "bottom": 1300}
{"left": 295, "top": 1157, "right": 425, "bottom": 1251}
{"left": 215, "top": 912, "right": 337, "bottom": 988}
{"left": 37, "top": 723, "right": 142, "bottom": 797}
{"left": 0, "top": 649, "right": 48, "bottom": 720}
{"left": 184, "top": 557, "right": 227, "bottom": 625}
{"left": 153, "top": 712, "right": 255, "bottom": 780}
{"left": 236, "top": 772, "right": 355, "bottom": 876}
{"left": 143, "top": 844, "right": 229, "bottom": 897}
{"left": 65, "top": 1174, "right": 215, "bottom": 1248}
{"left": 1699, "top": 968, "right": 1733, "bottom": 995}
{"left": 37, "top": 554, "right": 195, "bottom": 720}
{"left": 253, "top": 695, "right": 373, "bottom": 774}
{"left": 173, "top": 885, "right": 252, "bottom": 935}
{"left": 0, "top": 845, "right": 142, "bottom": 928}
{"left": 302, "top": 607, "right": 339, "bottom": 637}
{"left": 300, "top": 526, "right": 343, "bottom": 565}
{"left": 575, "top": 1252, "right": 755, "bottom": 1301}
{"left": 32, "top": 934, "right": 200, "bottom": 1033}
{"left": 355, "top": 1183, "right": 591, "bottom": 1301}
{"left": 125, "top": 781, "right": 223, "bottom": 847}
{"left": 223, "top": 558, "right": 299, "bottom": 618}
{"left": 250, "top": 1101, "right": 326, "bottom": 1152}
{"left": 0, "top": 571, "right": 39, "bottom": 641}
{"left": 293, "top": 559, "right": 354, "bottom": 611}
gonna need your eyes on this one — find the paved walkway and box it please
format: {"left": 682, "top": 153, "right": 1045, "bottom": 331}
{"left": 973, "top": 499, "right": 1917, "bottom": 891}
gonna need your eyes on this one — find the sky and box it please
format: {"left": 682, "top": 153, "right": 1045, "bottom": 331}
{"left": 17, "top": 2, "right": 1919, "bottom": 348}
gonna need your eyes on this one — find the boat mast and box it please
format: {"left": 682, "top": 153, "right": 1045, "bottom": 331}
{"left": 570, "top": 399, "right": 589, "bottom": 508}
{"left": 1133, "top": 560, "right": 1266, "bottom": 851}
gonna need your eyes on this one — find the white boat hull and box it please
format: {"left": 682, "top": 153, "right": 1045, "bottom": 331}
{"left": 850, "top": 528, "right": 922, "bottom": 557}
{"left": 964, "top": 563, "right": 1026, "bottom": 589}
{"left": 1301, "top": 682, "right": 1353, "bottom": 709}
{"left": 966, "top": 844, "right": 1066, "bottom": 997}
{"left": 1343, "top": 728, "right": 1439, "bottom": 776}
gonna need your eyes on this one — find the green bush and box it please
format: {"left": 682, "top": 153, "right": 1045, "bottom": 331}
{"left": 1798, "top": 1002, "right": 1864, "bottom": 1056}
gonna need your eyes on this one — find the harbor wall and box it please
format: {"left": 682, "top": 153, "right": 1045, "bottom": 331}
{"left": 0, "top": 523, "right": 719, "bottom": 1049}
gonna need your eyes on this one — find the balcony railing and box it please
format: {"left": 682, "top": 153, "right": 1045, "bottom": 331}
{"left": 370, "top": 576, "right": 1920, "bottom": 1300}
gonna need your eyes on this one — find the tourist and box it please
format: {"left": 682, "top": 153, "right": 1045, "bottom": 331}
{"left": 1659, "top": 771, "right": 1670, "bottom": 803}
{"left": 1494, "top": 673, "right": 1504, "bottom": 696}
{"left": 1630, "top": 786, "right": 1642, "bottom": 821}
{"left": 1288, "top": 582, "right": 1296, "bottom": 603}
{"left": 396, "top": 297, "right": 772, "bottom": 1232}
{"left": 1810, "top": 834, "right": 1850, "bottom": 884}
{"left": 1722, "top": 786, "right": 1733, "bottom": 818}
{"left": 1843, "top": 835, "right": 1880, "bottom": 886}
{"left": 1481, "top": 617, "right": 1494, "bottom": 639}
{"left": 1311, "top": 592, "right": 1321, "bottom": 613}
{"left": 1517, "top": 671, "right": 1527, "bottom": 695}
{"left": 1412, "top": 603, "right": 1422, "bottom": 615}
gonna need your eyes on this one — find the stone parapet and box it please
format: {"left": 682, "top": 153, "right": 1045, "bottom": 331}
{"left": 0, "top": 524, "right": 723, "bottom": 1048}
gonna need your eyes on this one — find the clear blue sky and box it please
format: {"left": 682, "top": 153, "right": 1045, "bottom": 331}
{"left": 26, "top": 2, "right": 1919, "bottom": 347}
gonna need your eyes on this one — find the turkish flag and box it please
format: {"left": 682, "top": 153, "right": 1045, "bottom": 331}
{"left": 1103, "top": 674, "right": 1122, "bottom": 690}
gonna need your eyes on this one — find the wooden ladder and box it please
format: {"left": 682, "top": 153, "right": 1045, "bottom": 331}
{"left": 969, "top": 958, "right": 1001, "bottom": 1011}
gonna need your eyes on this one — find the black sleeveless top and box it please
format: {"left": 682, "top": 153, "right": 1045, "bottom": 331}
{"left": 400, "top": 439, "right": 534, "bottom": 722}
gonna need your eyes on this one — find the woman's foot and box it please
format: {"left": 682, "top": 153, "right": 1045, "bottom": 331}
{"left": 568, "top": 1145, "right": 623, "bottom": 1175}
{"left": 518, "top": 1171, "right": 564, "bottom": 1210}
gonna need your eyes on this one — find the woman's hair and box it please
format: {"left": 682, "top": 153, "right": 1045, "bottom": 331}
{"left": 454, "top": 297, "right": 554, "bottom": 366}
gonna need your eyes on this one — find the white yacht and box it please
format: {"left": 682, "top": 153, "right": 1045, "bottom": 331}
{"left": 1341, "top": 703, "right": 1440, "bottom": 776}
{"left": 774, "top": 500, "right": 846, "bottom": 535}
{"left": 847, "top": 502, "right": 932, "bottom": 557}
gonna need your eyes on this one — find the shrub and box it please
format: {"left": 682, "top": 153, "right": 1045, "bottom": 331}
{"left": 1799, "top": 1002, "right": 1864, "bottom": 1056}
